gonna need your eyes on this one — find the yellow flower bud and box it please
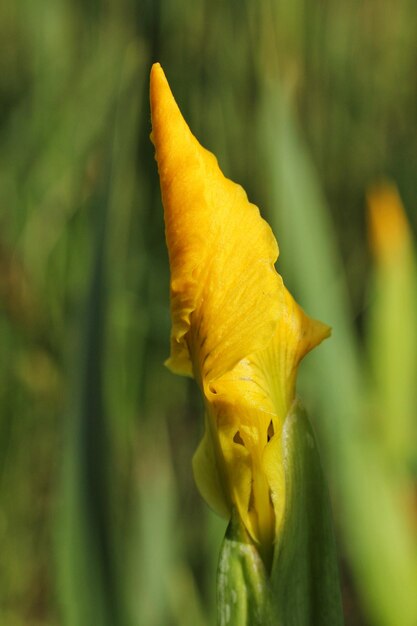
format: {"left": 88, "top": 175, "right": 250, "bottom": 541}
{"left": 150, "top": 63, "right": 330, "bottom": 563}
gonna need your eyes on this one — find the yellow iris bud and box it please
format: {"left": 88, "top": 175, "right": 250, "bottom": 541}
{"left": 150, "top": 63, "right": 330, "bottom": 564}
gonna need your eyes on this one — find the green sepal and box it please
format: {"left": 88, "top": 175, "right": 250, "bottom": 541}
{"left": 270, "top": 400, "right": 344, "bottom": 625}
{"left": 217, "top": 509, "right": 270, "bottom": 626}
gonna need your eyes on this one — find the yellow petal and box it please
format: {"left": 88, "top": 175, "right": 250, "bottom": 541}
{"left": 217, "top": 426, "right": 255, "bottom": 537}
{"left": 262, "top": 432, "right": 285, "bottom": 537}
{"left": 150, "top": 62, "right": 284, "bottom": 382}
{"left": 192, "top": 413, "right": 231, "bottom": 519}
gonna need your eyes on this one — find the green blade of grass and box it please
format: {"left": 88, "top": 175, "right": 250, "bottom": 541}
{"left": 56, "top": 121, "right": 125, "bottom": 626}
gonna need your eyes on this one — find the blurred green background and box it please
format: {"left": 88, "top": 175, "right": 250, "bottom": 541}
{"left": 0, "top": 1, "right": 416, "bottom": 625}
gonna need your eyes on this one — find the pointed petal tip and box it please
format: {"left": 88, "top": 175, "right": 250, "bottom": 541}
{"left": 150, "top": 62, "right": 169, "bottom": 113}
{"left": 150, "top": 62, "right": 178, "bottom": 116}
{"left": 150, "top": 62, "right": 166, "bottom": 93}
{"left": 149, "top": 61, "right": 194, "bottom": 165}
{"left": 164, "top": 353, "right": 194, "bottom": 378}
{"left": 303, "top": 312, "right": 331, "bottom": 355}
{"left": 282, "top": 287, "right": 331, "bottom": 364}
{"left": 316, "top": 320, "right": 332, "bottom": 347}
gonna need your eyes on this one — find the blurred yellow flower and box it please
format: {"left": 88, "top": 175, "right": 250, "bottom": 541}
{"left": 150, "top": 63, "right": 330, "bottom": 560}
{"left": 366, "top": 181, "right": 417, "bottom": 472}
{"left": 367, "top": 182, "right": 412, "bottom": 263}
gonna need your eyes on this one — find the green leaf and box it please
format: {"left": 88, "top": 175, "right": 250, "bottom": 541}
{"left": 271, "top": 401, "right": 343, "bottom": 626}
{"left": 56, "top": 125, "right": 126, "bottom": 626}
